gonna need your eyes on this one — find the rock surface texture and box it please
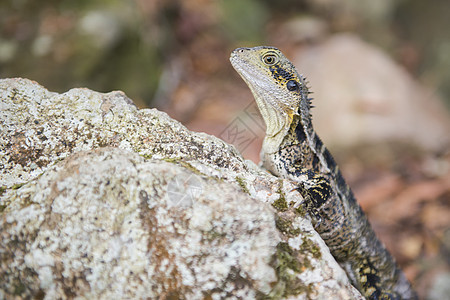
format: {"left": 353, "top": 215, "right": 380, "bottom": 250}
{"left": 0, "top": 78, "right": 363, "bottom": 299}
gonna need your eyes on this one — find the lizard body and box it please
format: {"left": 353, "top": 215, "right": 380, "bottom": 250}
{"left": 230, "top": 46, "right": 417, "bottom": 299}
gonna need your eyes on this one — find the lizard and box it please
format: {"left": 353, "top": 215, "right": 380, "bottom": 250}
{"left": 230, "top": 46, "right": 417, "bottom": 300}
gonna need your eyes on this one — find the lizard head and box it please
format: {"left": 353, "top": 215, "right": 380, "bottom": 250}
{"left": 230, "top": 46, "right": 312, "bottom": 153}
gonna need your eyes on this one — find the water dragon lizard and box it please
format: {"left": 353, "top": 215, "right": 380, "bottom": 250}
{"left": 230, "top": 46, "right": 417, "bottom": 300}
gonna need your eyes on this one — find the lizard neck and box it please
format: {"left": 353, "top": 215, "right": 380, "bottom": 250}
{"left": 261, "top": 119, "right": 291, "bottom": 155}
{"left": 262, "top": 113, "right": 317, "bottom": 177}
{"left": 258, "top": 103, "right": 292, "bottom": 155}
{"left": 260, "top": 95, "right": 313, "bottom": 155}
{"left": 262, "top": 108, "right": 341, "bottom": 183}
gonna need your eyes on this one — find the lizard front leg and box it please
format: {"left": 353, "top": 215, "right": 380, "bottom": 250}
{"left": 295, "top": 172, "right": 406, "bottom": 300}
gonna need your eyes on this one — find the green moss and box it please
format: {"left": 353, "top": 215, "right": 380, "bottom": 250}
{"left": 234, "top": 176, "right": 249, "bottom": 194}
{"left": 179, "top": 161, "right": 204, "bottom": 176}
{"left": 276, "top": 242, "right": 301, "bottom": 272}
{"left": 141, "top": 153, "right": 153, "bottom": 160}
{"left": 268, "top": 242, "right": 315, "bottom": 298}
{"left": 295, "top": 204, "right": 307, "bottom": 217}
{"left": 162, "top": 157, "right": 204, "bottom": 176}
{"left": 0, "top": 186, "right": 7, "bottom": 212}
{"left": 11, "top": 183, "right": 25, "bottom": 190}
{"left": 205, "top": 230, "right": 227, "bottom": 241}
{"left": 272, "top": 181, "right": 288, "bottom": 212}
{"left": 162, "top": 157, "right": 181, "bottom": 164}
{"left": 272, "top": 197, "right": 288, "bottom": 211}
{"left": 275, "top": 215, "right": 301, "bottom": 237}
{"left": 300, "top": 236, "right": 322, "bottom": 260}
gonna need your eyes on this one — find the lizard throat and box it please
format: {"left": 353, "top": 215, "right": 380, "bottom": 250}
{"left": 238, "top": 75, "right": 294, "bottom": 154}
{"left": 254, "top": 97, "right": 293, "bottom": 154}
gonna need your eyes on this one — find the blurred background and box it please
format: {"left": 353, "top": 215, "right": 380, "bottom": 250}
{"left": 1, "top": 0, "right": 449, "bottom": 298}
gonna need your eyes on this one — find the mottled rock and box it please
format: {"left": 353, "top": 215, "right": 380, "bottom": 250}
{"left": 0, "top": 78, "right": 363, "bottom": 299}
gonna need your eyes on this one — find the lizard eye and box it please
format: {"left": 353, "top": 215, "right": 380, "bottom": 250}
{"left": 287, "top": 80, "right": 300, "bottom": 91}
{"left": 262, "top": 53, "right": 277, "bottom": 65}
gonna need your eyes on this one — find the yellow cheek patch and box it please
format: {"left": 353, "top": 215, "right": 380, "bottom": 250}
{"left": 287, "top": 111, "right": 296, "bottom": 126}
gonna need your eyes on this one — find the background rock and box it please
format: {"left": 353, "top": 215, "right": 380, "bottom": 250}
{"left": 0, "top": 78, "right": 363, "bottom": 299}
{"left": 292, "top": 34, "right": 450, "bottom": 151}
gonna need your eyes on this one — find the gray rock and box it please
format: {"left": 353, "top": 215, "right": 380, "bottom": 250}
{"left": 0, "top": 78, "right": 363, "bottom": 299}
{"left": 427, "top": 272, "right": 450, "bottom": 300}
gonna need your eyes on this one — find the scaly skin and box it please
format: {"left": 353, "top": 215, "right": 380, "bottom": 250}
{"left": 230, "top": 46, "right": 417, "bottom": 300}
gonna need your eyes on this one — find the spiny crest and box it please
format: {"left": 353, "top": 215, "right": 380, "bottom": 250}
{"left": 295, "top": 73, "right": 314, "bottom": 118}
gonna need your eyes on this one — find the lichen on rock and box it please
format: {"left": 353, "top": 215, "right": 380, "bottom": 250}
{"left": 0, "top": 78, "right": 363, "bottom": 299}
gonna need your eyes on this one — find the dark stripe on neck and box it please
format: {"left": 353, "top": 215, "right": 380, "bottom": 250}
{"left": 322, "top": 147, "right": 357, "bottom": 205}
{"left": 322, "top": 147, "right": 337, "bottom": 170}
{"left": 335, "top": 169, "right": 347, "bottom": 189}
{"left": 314, "top": 135, "right": 324, "bottom": 152}
{"left": 295, "top": 122, "right": 307, "bottom": 142}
